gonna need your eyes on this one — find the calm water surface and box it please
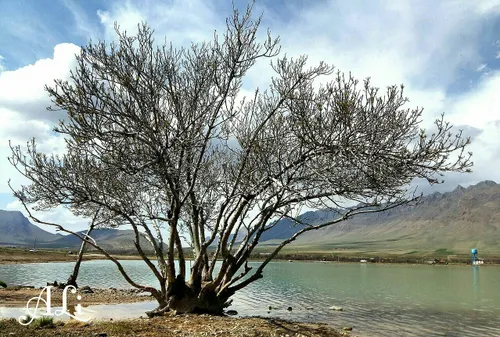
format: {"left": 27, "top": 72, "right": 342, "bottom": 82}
{"left": 0, "top": 260, "right": 499, "bottom": 337}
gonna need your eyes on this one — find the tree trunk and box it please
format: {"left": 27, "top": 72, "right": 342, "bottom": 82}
{"left": 66, "top": 225, "right": 94, "bottom": 288}
{"left": 146, "top": 275, "right": 233, "bottom": 317}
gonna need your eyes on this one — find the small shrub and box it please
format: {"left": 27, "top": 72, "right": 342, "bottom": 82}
{"left": 19, "top": 314, "right": 32, "bottom": 324}
{"left": 0, "top": 280, "right": 7, "bottom": 288}
{"left": 32, "top": 316, "right": 54, "bottom": 329}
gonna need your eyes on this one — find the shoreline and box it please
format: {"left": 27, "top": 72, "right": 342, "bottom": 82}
{"left": 0, "top": 248, "right": 144, "bottom": 265}
{"left": 0, "top": 286, "right": 355, "bottom": 336}
{"left": 0, "top": 286, "right": 154, "bottom": 308}
{"left": 0, "top": 255, "right": 497, "bottom": 266}
{"left": 1, "top": 247, "right": 497, "bottom": 265}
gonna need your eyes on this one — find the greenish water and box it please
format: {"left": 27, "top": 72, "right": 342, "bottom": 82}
{"left": 0, "top": 260, "right": 499, "bottom": 336}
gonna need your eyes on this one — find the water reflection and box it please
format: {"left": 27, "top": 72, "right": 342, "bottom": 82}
{"left": 473, "top": 265, "right": 479, "bottom": 296}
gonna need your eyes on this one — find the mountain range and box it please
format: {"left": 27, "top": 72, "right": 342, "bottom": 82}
{"left": 0, "top": 210, "right": 63, "bottom": 246}
{"left": 261, "top": 180, "right": 500, "bottom": 255}
{"left": 1, "top": 180, "right": 500, "bottom": 254}
{"left": 0, "top": 210, "right": 139, "bottom": 251}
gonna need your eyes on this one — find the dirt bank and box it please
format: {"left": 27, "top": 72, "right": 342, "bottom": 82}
{"left": 0, "top": 314, "right": 354, "bottom": 337}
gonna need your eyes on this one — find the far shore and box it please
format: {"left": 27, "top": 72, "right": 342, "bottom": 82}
{"left": 0, "top": 247, "right": 144, "bottom": 265}
{"left": 1, "top": 246, "right": 499, "bottom": 266}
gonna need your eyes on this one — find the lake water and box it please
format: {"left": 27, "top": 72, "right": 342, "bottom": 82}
{"left": 1, "top": 260, "right": 499, "bottom": 337}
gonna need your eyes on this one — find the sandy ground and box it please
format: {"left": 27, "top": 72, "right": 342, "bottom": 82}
{"left": 0, "top": 286, "right": 154, "bottom": 308}
{"left": 0, "top": 314, "right": 354, "bottom": 337}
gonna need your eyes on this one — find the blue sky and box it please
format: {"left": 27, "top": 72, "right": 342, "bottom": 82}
{"left": 1, "top": 0, "right": 500, "bottom": 232}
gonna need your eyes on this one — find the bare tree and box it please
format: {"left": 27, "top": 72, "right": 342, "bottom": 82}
{"left": 8, "top": 4, "right": 471, "bottom": 316}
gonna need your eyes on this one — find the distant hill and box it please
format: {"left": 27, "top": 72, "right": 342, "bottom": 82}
{"left": 258, "top": 209, "right": 339, "bottom": 242}
{"left": 0, "top": 210, "right": 147, "bottom": 251}
{"left": 51, "top": 228, "right": 147, "bottom": 251}
{"left": 261, "top": 180, "right": 500, "bottom": 255}
{"left": 0, "top": 210, "right": 61, "bottom": 246}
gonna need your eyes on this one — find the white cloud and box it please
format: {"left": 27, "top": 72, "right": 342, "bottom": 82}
{"left": 0, "top": 43, "right": 80, "bottom": 122}
{"left": 0, "top": 113, "right": 67, "bottom": 195}
{"left": 447, "top": 71, "right": 500, "bottom": 128}
{"left": 61, "top": 0, "right": 101, "bottom": 40}
{"left": 474, "top": 0, "right": 500, "bottom": 14}
{"left": 0, "top": 55, "right": 5, "bottom": 72}
{"left": 239, "top": 0, "right": 498, "bottom": 136}
{"left": 477, "top": 64, "right": 488, "bottom": 72}
{"left": 0, "top": 44, "right": 78, "bottom": 195}
{"left": 2, "top": 111, "right": 51, "bottom": 141}
{"left": 302, "top": 2, "right": 484, "bottom": 85}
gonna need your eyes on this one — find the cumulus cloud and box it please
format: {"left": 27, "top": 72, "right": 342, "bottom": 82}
{"left": 2, "top": 113, "right": 51, "bottom": 142}
{"left": 0, "top": 44, "right": 79, "bottom": 196}
{"left": 447, "top": 71, "right": 500, "bottom": 128}
{"left": 0, "top": 43, "right": 80, "bottom": 123}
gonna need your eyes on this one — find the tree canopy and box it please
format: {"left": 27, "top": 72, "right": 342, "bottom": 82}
{"left": 9, "top": 4, "right": 472, "bottom": 315}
